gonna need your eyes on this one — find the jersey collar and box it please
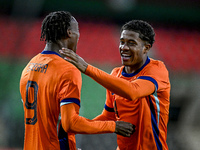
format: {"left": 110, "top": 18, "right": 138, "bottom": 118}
{"left": 122, "top": 56, "right": 150, "bottom": 77}
{"left": 41, "top": 50, "right": 61, "bottom": 57}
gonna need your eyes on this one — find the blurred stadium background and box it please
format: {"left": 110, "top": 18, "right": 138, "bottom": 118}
{"left": 0, "top": 0, "right": 200, "bottom": 149}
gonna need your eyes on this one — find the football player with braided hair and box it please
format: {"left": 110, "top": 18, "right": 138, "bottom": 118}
{"left": 20, "top": 11, "right": 135, "bottom": 150}
{"left": 40, "top": 11, "right": 72, "bottom": 42}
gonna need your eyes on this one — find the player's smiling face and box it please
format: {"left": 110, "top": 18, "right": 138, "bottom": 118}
{"left": 119, "top": 30, "right": 149, "bottom": 72}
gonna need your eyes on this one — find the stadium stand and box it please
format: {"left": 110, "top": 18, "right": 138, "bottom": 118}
{"left": 0, "top": 17, "right": 200, "bottom": 73}
{"left": 154, "top": 28, "right": 200, "bottom": 72}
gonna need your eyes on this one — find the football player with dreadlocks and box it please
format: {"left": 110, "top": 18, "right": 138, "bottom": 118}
{"left": 19, "top": 11, "right": 135, "bottom": 150}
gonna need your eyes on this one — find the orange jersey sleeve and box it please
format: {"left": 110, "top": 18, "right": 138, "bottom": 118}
{"left": 85, "top": 64, "right": 155, "bottom": 101}
{"left": 93, "top": 89, "right": 116, "bottom": 121}
{"left": 93, "top": 108, "right": 116, "bottom": 121}
{"left": 61, "top": 103, "right": 115, "bottom": 134}
{"left": 58, "top": 67, "right": 82, "bottom": 106}
{"left": 59, "top": 103, "right": 115, "bottom": 150}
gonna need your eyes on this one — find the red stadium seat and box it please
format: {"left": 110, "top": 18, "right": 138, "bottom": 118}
{"left": 0, "top": 16, "right": 200, "bottom": 72}
{"left": 154, "top": 28, "right": 200, "bottom": 72}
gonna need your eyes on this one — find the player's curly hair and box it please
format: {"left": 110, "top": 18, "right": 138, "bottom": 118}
{"left": 121, "top": 20, "right": 155, "bottom": 47}
{"left": 40, "top": 11, "right": 72, "bottom": 42}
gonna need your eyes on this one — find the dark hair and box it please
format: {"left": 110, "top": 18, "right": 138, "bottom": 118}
{"left": 121, "top": 20, "right": 155, "bottom": 47}
{"left": 40, "top": 11, "right": 72, "bottom": 42}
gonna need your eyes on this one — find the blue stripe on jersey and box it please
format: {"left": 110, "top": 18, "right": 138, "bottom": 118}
{"left": 137, "top": 76, "right": 158, "bottom": 90}
{"left": 41, "top": 50, "right": 61, "bottom": 57}
{"left": 153, "top": 87, "right": 160, "bottom": 125}
{"left": 149, "top": 95, "right": 162, "bottom": 150}
{"left": 59, "top": 124, "right": 70, "bottom": 150}
{"left": 60, "top": 98, "right": 80, "bottom": 107}
{"left": 104, "top": 104, "right": 115, "bottom": 112}
{"left": 138, "top": 76, "right": 160, "bottom": 124}
{"left": 122, "top": 57, "right": 150, "bottom": 77}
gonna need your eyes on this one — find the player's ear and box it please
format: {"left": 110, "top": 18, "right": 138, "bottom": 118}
{"left": 143, "top": 44, "right": 151, "bottom": 54}
{"left": 67, "top": 29, "right": 72, "bottom": 38}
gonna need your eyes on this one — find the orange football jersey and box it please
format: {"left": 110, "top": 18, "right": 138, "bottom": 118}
{"left": 86, "top": 57, "right": 170, "bottom": 150}
{"left": 20, "top": 51, "right": 82, "bottom": 150}
{"left": 20, "top": 50, "right": 115, "bottom": 150}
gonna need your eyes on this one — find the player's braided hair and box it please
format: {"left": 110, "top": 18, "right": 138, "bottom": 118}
{"left": 40, "top": 11, "right": 72, "bottom": 42}
{"left": 121, "top": 20, "right": 155, "bottom": 47}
